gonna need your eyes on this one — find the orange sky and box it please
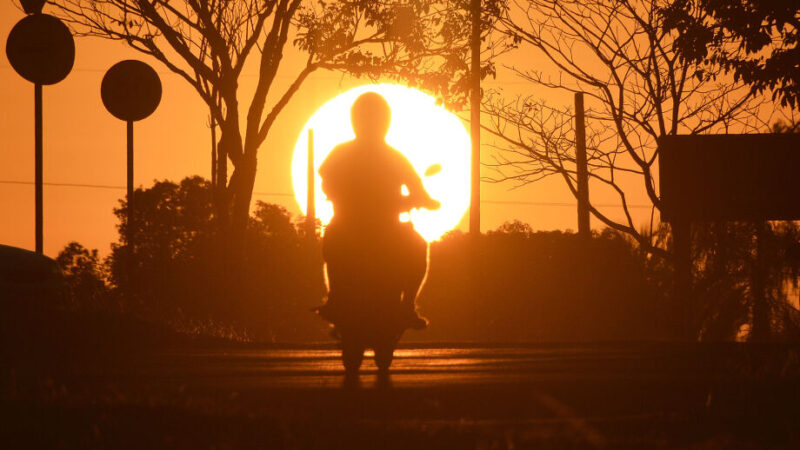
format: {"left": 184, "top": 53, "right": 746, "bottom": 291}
{"left": 0, "top": 3, "right": 654, "bottom": 257}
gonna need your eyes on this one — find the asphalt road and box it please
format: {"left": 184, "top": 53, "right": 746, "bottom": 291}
{"left": 139, "top": 344, "right": 708, "bottom": 388}
{"left": 5, "top": 343, "right": 800, "bottom": 449}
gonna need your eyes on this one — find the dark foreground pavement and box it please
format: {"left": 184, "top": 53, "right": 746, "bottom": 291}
{"left": 3, "top": 342, "right": 800, "bottom": 449}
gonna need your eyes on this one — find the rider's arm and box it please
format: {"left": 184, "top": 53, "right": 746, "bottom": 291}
{"left": 397, "top": 152, "right": 440, "bottom": 210}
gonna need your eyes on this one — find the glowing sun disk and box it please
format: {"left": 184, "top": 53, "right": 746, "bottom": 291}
{"left": 291, "top": 84, "right": 471, "bottom": 242}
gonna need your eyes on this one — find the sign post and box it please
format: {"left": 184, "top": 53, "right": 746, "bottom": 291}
{"left": 6, "top": 6, "right": 75, "bottom": 254}
{"left": 101, "top": 60, "right": 162, "bottom": 252}
{"left": 35, "top": 83, "right": 42, "bottom": 253}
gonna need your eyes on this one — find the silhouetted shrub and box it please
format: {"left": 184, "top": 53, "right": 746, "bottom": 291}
{"left": 417, "top": 226, "right": 662, "bottom": 342}
{"left": 55, "top": 242, "right": 112, "bottom": 311}
{"left": 101, "top": 176, "right": 326, "bottom": 341}
{"left": 56, "top": 178, "right": 800, "bottom": 343}
{"left": 689, "top": 221, "right": 800, "bottom": 341}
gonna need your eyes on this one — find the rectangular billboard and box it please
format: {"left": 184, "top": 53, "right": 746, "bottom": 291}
{"left": 659, "top": 134, "right": 800, "bottom": 222}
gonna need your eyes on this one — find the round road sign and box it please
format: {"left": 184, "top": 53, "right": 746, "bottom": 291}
{"left": 6, "top": 14, "right": 75, "bottom": 85}
{"left": 101, "top": 60, "right": 162, "bottom": 122}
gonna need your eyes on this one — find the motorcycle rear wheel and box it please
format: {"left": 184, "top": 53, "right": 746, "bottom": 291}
{"left": 374, "top": 344, "right": 395, "bottom": 371}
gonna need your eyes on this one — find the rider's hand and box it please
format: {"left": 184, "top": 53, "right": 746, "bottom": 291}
{"left": 423, "top": 197, "right": 441, "bottom": 211}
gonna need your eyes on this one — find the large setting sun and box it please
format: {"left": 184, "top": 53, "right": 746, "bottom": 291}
{"left": 291, "top": 84, "right": 471, "bottom": 242}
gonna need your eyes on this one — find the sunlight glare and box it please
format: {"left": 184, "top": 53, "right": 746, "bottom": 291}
{"left": 291, "top": 84, "right": 471, "bottom": 242}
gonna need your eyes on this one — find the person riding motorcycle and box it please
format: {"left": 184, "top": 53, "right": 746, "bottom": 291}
{"left": 316, "top": 91, "right": 440, "bottom": 330}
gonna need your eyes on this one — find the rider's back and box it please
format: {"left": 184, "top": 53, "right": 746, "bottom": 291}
{"left": 320, "top": 139, "right": 417, "bottom": 230}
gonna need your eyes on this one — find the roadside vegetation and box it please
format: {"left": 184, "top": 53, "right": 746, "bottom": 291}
{"left": 50, "top": 177, "right": 800, "bottom": 343}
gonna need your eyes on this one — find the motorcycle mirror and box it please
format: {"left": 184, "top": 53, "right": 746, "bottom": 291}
{"left": 424, "top": 163, "right": 442, "bottom": 177}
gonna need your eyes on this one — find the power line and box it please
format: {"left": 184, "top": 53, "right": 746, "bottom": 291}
{"left": 481, "top": 199, "right": 653, "bottom": 209}
{"left": 0, "top": 180, "right": 293, "bottom": 198}
{"left": 0, "top": 180, "right": 125, "bottom": 191}
{"left": 0, "top": 179, "right": 654, "bottom": 208}
{"left": 0, "top": 64, "right": 335, "bottom": 80}
{"left": 1, "top": 64, "right": 533, "bottom": 84}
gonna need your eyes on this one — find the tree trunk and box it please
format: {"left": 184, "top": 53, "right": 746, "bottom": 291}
{"left": 215, "top": 137, "right": 228, "bottom": 231}
{"left": 230, "top": 155, "right": 257, "bottom": 248}
{"left": 219, "top": 153, "right": 257, "bottom": 317}
{"left": 211, "top": 130, "right": 238, "bottom": 320}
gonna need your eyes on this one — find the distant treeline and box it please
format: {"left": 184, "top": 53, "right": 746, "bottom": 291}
{"left": 56, "top": 176, "right": 800, "bottom": 342}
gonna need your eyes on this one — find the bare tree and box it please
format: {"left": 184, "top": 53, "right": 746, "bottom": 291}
{"left": 482, "top": 0, "right": 771, "bottom": 258}
{"left": 49, "top": 0, "right": 476, "bottom": 247}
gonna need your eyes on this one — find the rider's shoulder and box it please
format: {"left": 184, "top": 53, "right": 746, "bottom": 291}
{"left": 332, "top": 140, "right": 361, "bottom": 158}
{"left": 384, "top": 143, "right": 409, "bottom": 160}
{"left": 321, "top": 141, "right": 357, "bottom": 169}
{"left": 385, "top": 145, "right": 415, "bottom": 169}
{"left": 329, "top": 140, "right": 357, "bottom": 154}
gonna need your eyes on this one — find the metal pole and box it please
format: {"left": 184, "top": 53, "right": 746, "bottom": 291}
{"left": 469, "top": 0, "right": 483, "bottom": 339}
{"left": 307, "top": 129, "right": 316, "bottom": 238}
{"left": 751, "top": 222, "right": 769, "bottom": 341}
{"left": 672, "top": 219, "right": 691, "bottom": 340}
{"left": 127, "top": 120, "right": 134, "bottom": 250}
{"left": 211, "top": 116, "right": 217, "bottom": 190}
{"left": 34, "top": 83, "right": 43, "bottom": 254}
{"left": 575, "top": 92, "right": 590, "bottom": 239}
{"left": 469, "top": 0, "right": 481, "bottom": 235}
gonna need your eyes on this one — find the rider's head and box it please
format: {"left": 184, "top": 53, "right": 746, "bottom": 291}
{"left": 351, "top": 92, "right": 391, "bottom": 142}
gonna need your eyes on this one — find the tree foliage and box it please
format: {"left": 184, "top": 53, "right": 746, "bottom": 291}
{"left": 57, "top": 190, "right": 800, "bottom": 342}
{"left": 690, "top": 222, "right": 800, "bottom": 340}
{"left": 48, "top": 0, "right": 497, "bottom": 240}
{"left": 661, "top": 0, "right": 800, "bottom": 108}
{"left": 55, "top": 242, "right": 109, "bottom": 310}
{"left": 420, "top": 227, "right": 665, "bottom": 341}
{"left": 105, "top": 176, "right": 325, "bottom": 340}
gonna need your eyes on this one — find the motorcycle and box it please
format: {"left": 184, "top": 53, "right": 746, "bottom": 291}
{"left": 318, "top": 164, "right": 442, "bottom": 372}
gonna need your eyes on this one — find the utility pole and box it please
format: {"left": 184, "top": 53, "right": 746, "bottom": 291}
{"left": 307, "top": 129, "right": 316, "bottom": 239}
{"left": 469, "top": 0, "right": 481, "bottom": 235}
{"left": 575, "top": 92, "right": 590, "bottom": 240}
{"left": 469, "top": 0, "right": 483, "bottom": 339}
{"left": 210, "top": 116, "right": 217, "bottom": 190}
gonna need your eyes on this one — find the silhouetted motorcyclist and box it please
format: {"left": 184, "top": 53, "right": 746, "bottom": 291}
{"left": 317, "top": 91, "right": 439, "bottom": 330}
